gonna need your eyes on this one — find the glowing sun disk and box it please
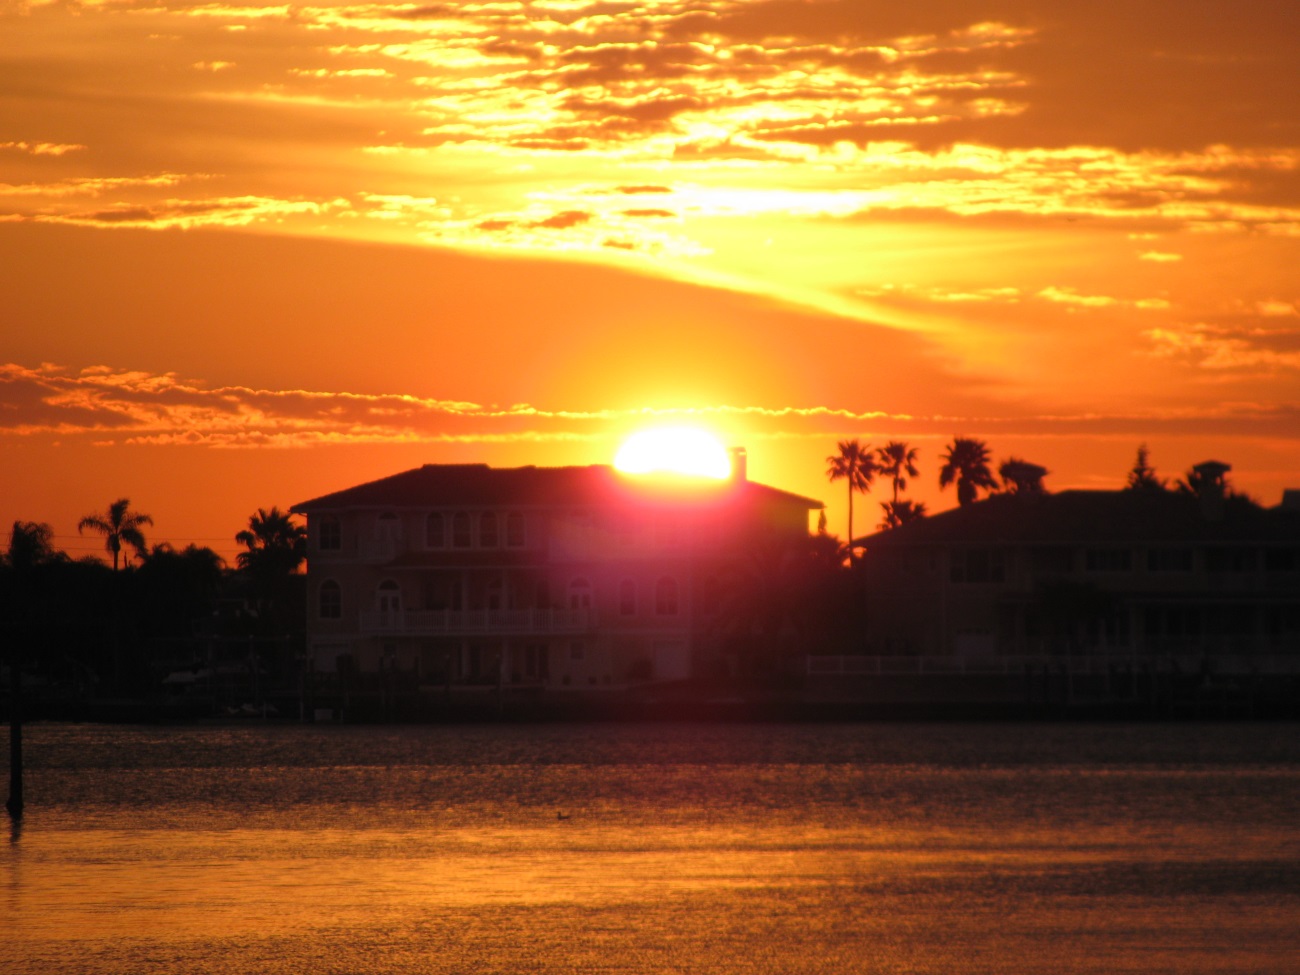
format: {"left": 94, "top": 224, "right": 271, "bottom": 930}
{"left": 614, "top": 427, "right": 731, "bottom": 479}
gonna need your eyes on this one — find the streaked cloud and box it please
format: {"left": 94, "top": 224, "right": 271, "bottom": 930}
{"left": 0, "top": 141, "right": 86, "bottom": 156}
{"left": 1144, "top": 323, "right": 1300, "bottom": 372}
{"left": 5, "top": 362, "right": 1297, "bottom": 450}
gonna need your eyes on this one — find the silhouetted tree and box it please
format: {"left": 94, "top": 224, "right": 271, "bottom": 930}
{"left": 826, "top": 439, "right": 876, "bottom": 564}
{"left": 879, "top": 498, "right": 928, "bottom": 530}
{"left": 998, "top": 457, "right": 1049, "bottom": 495}
{"left": 938, "top": 437, "right": 996, "bottom": 506}
{"left": 235, "top": 507, "right": 307, "bottom": 578}
{"left": 1174, "top": 460, "right": 1262, "bottom": 516}
{"left": 78, "top": 498, "right": 152, "bottom": 571}
{"left": 877, "top": 441, "right": 919, "bottom": 507}
{"left": 141, "top": 543, "right": 226, "bottom": 592}
{"left": 6, "top": 521, "right": 63, "bottom": 572}
{"left": 1176, "top": 460, "right": 1232, "bottom": 499}
{"left": 134, "top": 544, "right": 227, "bottom": 653}
{"left": 1125, "top": 444, "right": 1166, "bottom": 492}
{"left": 708, "top": 534, "right": 858, "bottom": 678}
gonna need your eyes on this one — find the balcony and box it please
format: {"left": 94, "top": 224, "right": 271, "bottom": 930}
{"left": 359, "top": 608, "right": 594, "bottom": 636}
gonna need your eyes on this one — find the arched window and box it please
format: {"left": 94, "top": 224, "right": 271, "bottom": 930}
{"left": 618, "top": 579, "right": 636, "bottom": 616}
{"left": 569, "top": 577, "right": 592, "bottom": 610}
{"left": 480, "top": 512, "right": 498, "bottom": 548}
{"left": 425, "top": 512, "right": 444, "bottom": 548}
{"left": 655, "top": 576, "right": 679, "bottom": 616}
{"left": 452, "top": 512, "right": 472, "bottom": 548}
{"left": 319, "top": 579, "right": 342, "bottom": 619}
{"left": 376, "top": 579, "right": 402, "bottom": 615}
{"left": 506, "top": 512, "right": 525, "bottom": 548}
{"left": 319, "top": 515, "right": 341, "bottom": 551}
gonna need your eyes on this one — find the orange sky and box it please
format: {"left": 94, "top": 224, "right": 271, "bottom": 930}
{"left": 2, "top": 0, "right": 1298, "bottom": 562}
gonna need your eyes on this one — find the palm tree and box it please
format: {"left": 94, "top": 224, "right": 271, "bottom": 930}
{"left": 879, "top": 498, "right": 928, "bottom": 530}
{"left": 826, "top": 439, "right": 876, "bottom": 564}
{"left": 235, "top": 507, "right": 307, "bottom": 577}
{"left": 998, "top": 457, "right": 1049, "bottom": 495}
{"left": 78, "top": 498, "right": 152, "bottom": 570}
{"left": 938, "top": 437, "right": 996, "bottom": 507}
{"left": 876, "top": 441, "right": 919, "bottom": 507}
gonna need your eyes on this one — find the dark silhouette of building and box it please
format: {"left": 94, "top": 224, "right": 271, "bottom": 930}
{"left": 291, "top": 460, "right": 822, "bottom": 702}
{"left": 852, "top": 487, "right": 1300, "bottom": 674}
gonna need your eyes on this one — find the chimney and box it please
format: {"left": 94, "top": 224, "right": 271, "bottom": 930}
{"left": 728, "top": 446, "right": 747, "bottom": 482}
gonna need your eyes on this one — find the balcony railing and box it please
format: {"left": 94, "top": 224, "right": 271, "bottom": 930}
{"left": 359, "top": 608, "right": 593, "bottom": 635}
{"left": 807, "top": 653, "right": 1300, "bottom": 677}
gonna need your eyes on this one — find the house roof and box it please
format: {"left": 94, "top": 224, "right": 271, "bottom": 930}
{"left": 292, "top": 463, "right": 823, "bottom": 513}
{"left": 860, "top": 490, "right": 1300, "bottom": 549}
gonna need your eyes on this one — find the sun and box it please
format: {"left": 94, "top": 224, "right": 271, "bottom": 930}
{"left": 614, "top": 427, "right": 731, "bottom": 480}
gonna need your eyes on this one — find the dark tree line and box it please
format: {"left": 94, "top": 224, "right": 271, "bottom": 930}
{"left": 1, "top": 500, "right": 307, "bottom": 707}
{"left": 824, "top": 438, "right": 1258, "bottom": 551}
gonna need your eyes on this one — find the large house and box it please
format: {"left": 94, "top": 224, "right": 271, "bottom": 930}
{"left": 854, "top": 484, "right": 1300, "bottom": 675}
{"left": 290, "top": 455, "right": 822, "bottom": 698}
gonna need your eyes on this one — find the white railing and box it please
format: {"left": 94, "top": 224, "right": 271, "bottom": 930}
{"left": 807, "top": 653, "right": 1300, "bottom": 676}
{"left": 360, "top": 608, "right": 593, "bottom": 635}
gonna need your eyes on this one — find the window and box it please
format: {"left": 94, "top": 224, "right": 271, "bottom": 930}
{"left": 569, "top": 641, "right": 585, "bottom": 661}
{"left": 480, "top": 512, "right": 498, "bottom": 548}
{"left": 618, "top": 579, "right": 636, "bottom": 616}
{"left": 525, "top": 644, "right": 549, "bottom": 680}
{"left": 1085, "top": 549, "right": 1132, "bottom": 572}
{"left": 376, "top": 512, "right": 400, "bottom": 552}
{"left": 425, "top": 513, "right": 444, "bottom": 548}
{"left": 569, "top": 578, "right": 592, "bottom": 610}
{"left": 452, "top": 512, "right": 472, "bottom": 548}
{"left": 1030, "top": 547, "right": 1071, "bottom": 574}
{"left": 1206, "top": 548, "right": 1257, "bottom": 573}
{"left": 950, "top": 549, "right": 1006, "bottom": 584}
{"left": 1148, "top": 548, "right": 1193, "bottom": 572}
{"left": 319, "top": 580, "right": 341, "bottom": 619}
{"left": 376, "top": 579, "right": 401, "bottom": 615}
{"left": 319, "top": 516, "right": 341, "bottom": 551}
{"left": 506, "top": 512, "right": 525, "bottom": 548}
{"left": 1265, "top": 548, "right": 1300, "bottom": 573}
{"left": 655, "top": 576, "right": 679, "bottom": 615}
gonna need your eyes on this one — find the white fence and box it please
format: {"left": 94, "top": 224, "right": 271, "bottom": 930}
{"left": 807, "top": 653, "right": 1300, "bottom": 676}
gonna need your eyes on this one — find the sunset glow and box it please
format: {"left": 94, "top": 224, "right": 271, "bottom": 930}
{"left": 0, "top": 0, "right": 1297, "bottom": 558}
{"left": 614, "top": 428, "right": 731, "bottom": 480}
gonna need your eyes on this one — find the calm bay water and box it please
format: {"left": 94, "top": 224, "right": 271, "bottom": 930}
{"left": 3, "top": 721, "right": 1299, "bottom": 974}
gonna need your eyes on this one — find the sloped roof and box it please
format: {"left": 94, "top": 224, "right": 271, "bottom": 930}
{"left": 861, "top": 490, "right": 1300, "bottom": 549}
{"left": 292, "top": 463, "right": 822, "bottom": 513}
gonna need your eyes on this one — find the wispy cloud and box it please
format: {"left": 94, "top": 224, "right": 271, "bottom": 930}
{"left": 4, "top": 362, "right": 1298, "bottom": 448}
{"left": 0, "top": 141, "right": 86, "bottom": 156}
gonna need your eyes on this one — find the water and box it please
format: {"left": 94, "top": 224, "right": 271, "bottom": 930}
{"left": 4, "top": 721, "right": 1299, "bottom": 973}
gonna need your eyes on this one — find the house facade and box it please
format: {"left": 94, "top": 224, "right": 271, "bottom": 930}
{"left": 855, "top": 488, "right": 1300, "bottom": 674}
{"left": 291, "top": 458, "right": 822, "bottom": 695}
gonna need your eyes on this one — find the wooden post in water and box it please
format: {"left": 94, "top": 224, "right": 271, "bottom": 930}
{"left": 6, "top": 656, "right": 22, "bottom": 821}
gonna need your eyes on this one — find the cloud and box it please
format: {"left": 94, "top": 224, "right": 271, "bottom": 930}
{"left": 36, "top": 195, "right": 345, "bottom": 229}
{"left": 4, "top": 362, "right": 1298, "bottom": 449}
{"left": 0, "top": 141, "right": 86, "bottom": 156}
{"left": 1144, "top": 323, "right": 1300, "bottom": 371}
{"left": 1038, "top": 286, "right": 1169, "bottom": 311}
